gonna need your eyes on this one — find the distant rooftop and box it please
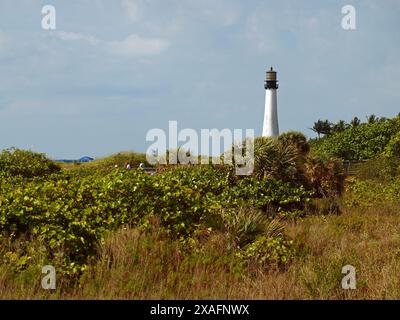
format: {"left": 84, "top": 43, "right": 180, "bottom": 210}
{"left": 56, "top": 156, "right": 94, "bottom": 163}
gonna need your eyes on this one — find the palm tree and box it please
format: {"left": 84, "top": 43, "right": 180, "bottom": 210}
{"left": 332, "top": 120, "right": 348, "bottom": 133}
{"left": 278, "top": 131, "right": 310, "bottom": 155}
{"left": 321, "top": 120, "right": 333, "bottom": 135}
{"left": 350, "top": 117, "right": 361, "bottom": 127}
{"left": 311, "top": 120, "right": 326, "bottom": 139}
{"left": 253, "top": 137, "right": 301, "bottom": 181}
{"left": 304, "top": 156, "right": 345, "bottom": 197}
{"left": 367, "top": 114, "right": 378, "bottom": 124}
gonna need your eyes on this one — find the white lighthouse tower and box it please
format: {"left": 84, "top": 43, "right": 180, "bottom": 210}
{"left": 262, "top": 67, "right": 279, "bottom": 137}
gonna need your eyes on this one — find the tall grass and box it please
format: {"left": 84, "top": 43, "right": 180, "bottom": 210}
{"left": 2, "top": 202, "right": 400, "bottom": 299}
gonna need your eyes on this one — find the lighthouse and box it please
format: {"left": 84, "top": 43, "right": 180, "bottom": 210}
{"left": 262, "top": 67, "right": 279, "bottom": 137}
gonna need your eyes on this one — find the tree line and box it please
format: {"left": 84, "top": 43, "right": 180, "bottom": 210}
{"left": 310, "top": 114, "right": 396, "bottom": 139}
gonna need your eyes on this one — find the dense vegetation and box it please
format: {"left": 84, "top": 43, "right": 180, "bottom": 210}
{"left": 0, "top": 133, "right": 341, "bottom": 280}
{"left": 0, "top": 148, "right": 60, "bottom": 178}
{"left": 311, "top": 114, "right": 400, "bottom": 160}
{"left": 1, "top": 113, "right": 400, "bottom": 299}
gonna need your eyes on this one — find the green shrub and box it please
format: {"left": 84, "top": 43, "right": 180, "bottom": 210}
{"left": 312, "top": 116, "right": 400, "bottom": 160}
{"left": 220, "top": 207, "right": 270, "bottom": 247}
{"left": 216, "top": 177, "right": 314, "bottom": 217}
{"left": 0, "top": 148, "right": 60, "bottom": 178}
{"left": 356, "top": 156, "right": 400, "bottom": 181}
{"left": 383, "top": 132, "right": 400, "bottom": 158}
{"left": 344, "top": 177, "right": 400, "bottom": 209}
{"left": 240, "top": 235, "right": 295, "bottom": 268}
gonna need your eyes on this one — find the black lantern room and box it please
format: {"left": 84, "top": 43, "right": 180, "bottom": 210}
{"left": 265, "top": 67, "right": 279, "bottom": 89}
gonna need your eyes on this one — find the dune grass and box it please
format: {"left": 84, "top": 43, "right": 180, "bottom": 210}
{"left": 2, "top": 201, "right": 400, "bottom": 300}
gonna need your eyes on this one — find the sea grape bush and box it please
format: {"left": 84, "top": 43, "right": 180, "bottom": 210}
{"left": 217, "top": 177, "right": 313, "bottom": 216}
{"left": 311, "top": 116, "right": 400, "bottom": 160}
{"left": 0, "top": 148, "right": 60, "bottom": 178}
{"left": 384, "top": 132, "right": 400, "bottom": 158}
{"left": 344, "top": 177, "right": 400, "bottom": 209}
{"left": 240, "top": 235, "right": 295, "bottom": 268}
{"left": 0, "top": 163, "right": 313, "bottom": 274}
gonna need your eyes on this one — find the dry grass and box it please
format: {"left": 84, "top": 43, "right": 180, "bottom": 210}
{"left": 2, "top": 203, "right": 400, "bottom": 300}
{"left": 284, "top": 204, "right": 400, "bottom": 299}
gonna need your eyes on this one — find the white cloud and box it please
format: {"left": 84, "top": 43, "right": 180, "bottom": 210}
{"left": 49, "top": 30, "right": 169, "bottom": 58}
{"left": 120, "top": 0, "right": 181, "bottom": 38}
{"left": 52, "top": 31, "right": 99, "bottom": 45}
{"left": 107, "top": 34, "right": 169, "bottom": 57}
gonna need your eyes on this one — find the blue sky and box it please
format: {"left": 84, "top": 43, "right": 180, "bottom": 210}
{"left": 0, "top": 0, "right": 399, "bottom": 158}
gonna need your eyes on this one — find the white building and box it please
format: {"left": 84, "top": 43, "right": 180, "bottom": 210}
{"left": 262, "top": 67, "right": 279, "bottom": 137}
